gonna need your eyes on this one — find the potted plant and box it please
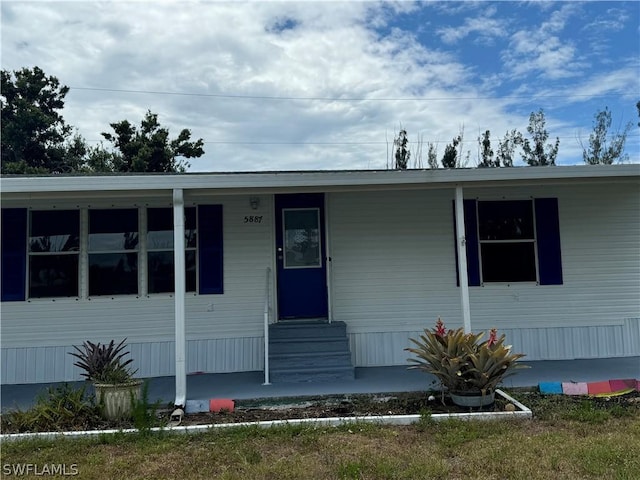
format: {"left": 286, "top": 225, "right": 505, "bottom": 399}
{"left": 406, "top": 318, "right": 527, "bottom": 407}
{"left": 69, "top": 338, "right": 142, "bottom": 420}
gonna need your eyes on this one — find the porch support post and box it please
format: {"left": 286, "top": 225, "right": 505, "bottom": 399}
{"left": 455, "top": 185, "right": 472, "bottom": 333}
{"left": 324, "top": 193, "right": 333, "bottom": 323}
{"left": 173, "top": 188, "right": 187, "bottom": 407}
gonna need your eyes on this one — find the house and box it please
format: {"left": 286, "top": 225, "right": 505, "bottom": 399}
{"left": 1, "top": 165, "right": 639, "bottom": 406}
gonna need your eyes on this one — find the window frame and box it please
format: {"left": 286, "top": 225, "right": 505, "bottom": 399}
{"left": 146, "top": 206, "right": 198, "bottom": 295}
{"left": 476, "top": 199, "right": 540, "bottom": 285}
{"left": 2, "top": 203, "right": 225, "bottom": 302}
{"left": 87, "top": 208, "right": 140, "bottom": 297}
{"left": 454, "top": 197, "right": 562, "bottom": 287}
{"left": 27, "top": 209, "right": 80, "bottom": 299}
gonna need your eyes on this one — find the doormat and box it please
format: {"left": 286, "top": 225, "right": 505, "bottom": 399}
{"left": 539, "top": 379, "right": 639, "bottom": 397}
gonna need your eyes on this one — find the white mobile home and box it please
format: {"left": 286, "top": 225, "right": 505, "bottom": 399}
{"left": 1, "top": 166, "right": 639, "bottom": 401}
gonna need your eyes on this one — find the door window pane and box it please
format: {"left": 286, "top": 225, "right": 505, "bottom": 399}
{"left": 283, "top": 209, "right": 321, "bottom": 268}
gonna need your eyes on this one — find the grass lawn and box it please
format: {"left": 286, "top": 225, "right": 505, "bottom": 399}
{"left": 2, "top": 392, "right": 639, "bottom": 479}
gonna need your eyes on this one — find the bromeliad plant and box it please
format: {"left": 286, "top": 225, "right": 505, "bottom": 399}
{"left": 406, "top": 318, "right": 527, "bottom": 396}
{"left": 69, "top": 338, "right": 138, "bottom": 385}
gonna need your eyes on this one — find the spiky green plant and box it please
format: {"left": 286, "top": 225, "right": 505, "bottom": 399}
{"left": 69, "top": 338, "right": 137, "bottom": 384}
{"left": 406, "top": 318, "right": 527, "bottom": 395}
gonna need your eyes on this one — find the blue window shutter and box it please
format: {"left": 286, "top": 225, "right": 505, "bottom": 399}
{"left": 535, "top": 198, "right": 563, "bottom": 285}
{"left": 453, "top": 200, "right": 480, "bottom": 287}
{"left": 1, "top": 208, "right": 27, "bottom": 301}
{"left": 198, "top": 205, "right": 223, "bottom": 294}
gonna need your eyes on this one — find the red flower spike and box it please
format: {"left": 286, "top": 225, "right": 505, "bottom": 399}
{"left": 435, "top": 318, "right": 446, "bottom": 337}
{"left": 488, "top": 328, "right": 498, "bottom": 347}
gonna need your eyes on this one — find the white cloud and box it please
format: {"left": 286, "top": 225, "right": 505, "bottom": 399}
{"left": 502, "top": 3, "right": 587, "bottom": 80}
{"left": 3, "top": 1, "right": 490, "bottom": 171}
{"left": 437, "top": 6, "right": 508, "bottom": 46}
{"left": 1, "top": 1, "right": 636, "bottom": 170}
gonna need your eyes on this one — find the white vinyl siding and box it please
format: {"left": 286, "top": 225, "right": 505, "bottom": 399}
{"left": 1, "top": 179, "right": 638, "bottom": 383}
{"left": 0, "top": 194, "right": 273, "bottom": 383}
{"left": 328, "top": 183, "right": 639, "bottom": 364}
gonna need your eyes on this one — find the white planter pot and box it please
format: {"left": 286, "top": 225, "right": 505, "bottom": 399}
{"left": 450, "top": 390, "right": 496, "bottom": 408}
{"left": 94, "top": 380, "right": 143, "bottom": 420}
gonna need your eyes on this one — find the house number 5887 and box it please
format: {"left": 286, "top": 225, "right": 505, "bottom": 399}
{"left": 244, "top": 216, "right": 263, "bottom": 223}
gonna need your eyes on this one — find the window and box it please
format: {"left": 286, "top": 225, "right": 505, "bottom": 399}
{"left": 282, "top": 208, "right": 321, "bottom": 268}
{"left": 1, "top": 204, "right": 224, "bottom": 301}
{"left": 478, "top": 200, "right": 536, "bottom": 283}
{"left": 28, "top": 210, "right": 80, "bottom": 298}
{"left": 88, "top": 209, "right": 139, "bottom": 296}
{"left": 454, "top": 198, "right": 563, "bottom": 286}
{"left": 147, "top": 207, "right": 197, "bottom": 294}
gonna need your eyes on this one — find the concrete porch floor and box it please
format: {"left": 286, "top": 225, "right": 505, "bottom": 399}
{"left": 2, "top": 356, "right": 638, "bottom": 411}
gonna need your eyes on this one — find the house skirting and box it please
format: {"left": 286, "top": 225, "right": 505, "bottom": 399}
{"left": 2, "top": 318, "right": 638, "bottom": 384}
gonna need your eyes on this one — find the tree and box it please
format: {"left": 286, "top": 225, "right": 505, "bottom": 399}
{"left": 477, "top": 130, "right": 497, "bottom": 167}
{"left": 495, "top": 129, "right": 521, "bottom": 167}
{"left": 520, "top": 109, "right": 559, "bottom": 166}
{"left": 100, "top": 111, "right": 204, "bottom": 173}
{"left": 1, "top": 66, "right": 74, "bottom": 173}
{"left": 636, "top": 100, "right": 639, "bottom": 128}
{"left": 441, "top": 134, "right": 461, "bottom": 168}
{"left": 427, "top": 142, "right": 438, "bottom": 169}
{"left": 582, "top": 107, "right": 631, "bottom": 165}
{"left": 393, "top": 129, "right": 410, "bottom": 169}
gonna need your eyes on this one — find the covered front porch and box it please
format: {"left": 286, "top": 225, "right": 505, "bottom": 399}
{"left": 2, "top": 356, "right": 638, "bottom": 412}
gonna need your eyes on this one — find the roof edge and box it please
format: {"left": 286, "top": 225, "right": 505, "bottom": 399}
{"left": 1, "top": 164, "right": 638, "bottom": 195}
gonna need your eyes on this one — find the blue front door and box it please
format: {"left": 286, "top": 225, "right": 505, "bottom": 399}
{"left": 275, "top": 193, "right": 328, "bottom": 319}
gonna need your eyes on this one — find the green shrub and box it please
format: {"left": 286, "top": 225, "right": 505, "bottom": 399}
{"left": 1, "top": 384, "right": 102, "bottom": 433}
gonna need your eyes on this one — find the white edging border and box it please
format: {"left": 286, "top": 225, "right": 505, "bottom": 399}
{"left": 1, "top": 389, "right": 531, "bottom": 443}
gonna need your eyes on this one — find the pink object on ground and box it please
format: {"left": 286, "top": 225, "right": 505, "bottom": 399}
{"left": 209, "top": 398, "right": 235, "bottom": 413}
{"left": 562, "top": 382, "right": 588, "bottom": 395}
{"left": 609, "top": 379, "right": 638, "bottom": 392}
{"left": 587, "top": 381, "right": 612, "bottom": 395}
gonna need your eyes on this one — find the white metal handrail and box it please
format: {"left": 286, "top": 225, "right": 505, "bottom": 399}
{"left": 263, "top": 266, "right": 272, "bottom": 385}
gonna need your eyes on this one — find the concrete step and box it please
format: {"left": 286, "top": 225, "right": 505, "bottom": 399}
{"left": 269, "top": 321, "right": 347, "bottom": 340}
{"left": 270, "top": 352, "right": 353, "bottom": 369}
{"left": 270, "top": 365, "right": 355, "bottom": 383}
{"left": 269, "top": 338, "right": 350, "bottom": 355}
{"left": 268, "top": 320, "right": 354, "bottom": 383}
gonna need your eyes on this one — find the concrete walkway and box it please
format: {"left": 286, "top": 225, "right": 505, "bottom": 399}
{"left": 2, "top": 356, "right": 638, "bottom": 411}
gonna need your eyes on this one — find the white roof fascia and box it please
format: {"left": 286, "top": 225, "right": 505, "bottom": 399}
{"left": 1, "top": 165, "right": 638, "bottom": 197}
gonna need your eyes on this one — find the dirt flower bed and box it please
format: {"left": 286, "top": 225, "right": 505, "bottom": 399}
{"left": 174, "top": 391, "right": 515, "bottom": 426}
{"left": 170, "top": 388, "right": 640, "bottom": 426}
{"left": 2, "top": 387, "right": 638, "bottom": 434}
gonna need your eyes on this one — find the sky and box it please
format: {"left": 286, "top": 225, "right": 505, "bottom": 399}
{"left": 2, "top": 1, "right": 639, "bottom": 172}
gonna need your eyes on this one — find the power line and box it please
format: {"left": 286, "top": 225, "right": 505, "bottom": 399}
{"left": 84, "top": 133, "right": 640, "bottom": 146}
{"left": 69, "top": 86, "right": 631, "bottom": 102}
